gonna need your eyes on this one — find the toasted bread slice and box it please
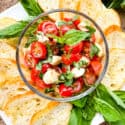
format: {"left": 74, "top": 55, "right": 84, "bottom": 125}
{"left": 60, "top": 0, "right": 81, "bottom": 19}
{"left": 38, "top": 0, "right": 61, "bottom": 21}
{"left": 102, "top": 48, "right": 125, "bottom": 90}
{"left": 0, "top": 41, "right": 16, "bottom": 60}
{"left": 31, "top": 102, "right": 72, "bottom": 125}
{"left": 4, "top": 92, "right": 51, "bottom": 125}
{"left": 79, "top": 0, "right": 105, "bottom": 20}
{"left": 0, "top": 77, "right": 29, "bottom": 109}
{"left": 105, "top": 31, "right": 125, "bottom": 50}
{"left": 0, "top": 59, "right": 30, "bottom": 84}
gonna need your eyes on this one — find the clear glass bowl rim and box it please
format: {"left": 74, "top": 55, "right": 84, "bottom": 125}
{"left": 16, "top": 9, "right": 109, "bottom": 102}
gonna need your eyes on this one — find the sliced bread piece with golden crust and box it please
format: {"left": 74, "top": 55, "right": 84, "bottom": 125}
{"left": 0, "top": 59, "right": 30, "bottom": 84}
{"left": 37, "top": 0, "right": 61, "bottom": 21}
{"left": 4, "top": 92, "right": 51, "bottom": 125}
{"left": 0, "top": 77, "right": 29, "bottom": 109}
{"left": 60, "top": 0, "right": 81, "bottom": 19}
{"left": 105, "top": 31, "right": 125, "bottom": 49}
{"left": 30, "top": 102, "right": 72, "bottom": 125}
{"left": 0, "top": 41, "right": 15, "bottom": 60}
{"left": 102, "top": 48, "right": 125, "bottom": 90}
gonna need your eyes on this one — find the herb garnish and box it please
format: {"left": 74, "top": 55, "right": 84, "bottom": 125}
{"left": 90, "top": 44, "right": 100, "bottom": 58}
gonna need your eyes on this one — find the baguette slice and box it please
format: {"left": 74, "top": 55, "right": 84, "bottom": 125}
{"left": 30, "top": 102, "right": 72, "bottom": 125}
{"left": 0, "top": 59, "right": 30, "bottom": 84}
{"left": 0, "top": 41, "right": 15, "bottom": 60}
{"left": 102, "top": 48, "right": 125, "bottom": 90}
{"left": 38, "top": 0, "right": 61, "bottom": 21}
{"left": 4, "top": 92, "right": 51, "bottom": 125}
{"left": 60, "top": 0, "right": 81, "bottom": 19}
{"left": 0, "top": 77, "right": 29, "bottom": 109}
{"left": 105, "top": 31, "right": 125, "bottom": 49}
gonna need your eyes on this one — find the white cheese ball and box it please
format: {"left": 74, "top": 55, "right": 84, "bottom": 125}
{"left": 50, "top": 56, "right": 62, "bottom": 66}
{"left": 71, "top": 68, "right": 85, "bottom": 78}
{"left": 43, "top": 69, "right": 60, "bottom": 84}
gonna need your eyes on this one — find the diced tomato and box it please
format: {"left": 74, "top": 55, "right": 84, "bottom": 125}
{"left": 37, "top": 21, "right": 58, "bottom": 35}
{"left": 70, "top": 53, "right": 82, "bottom": 62}
{"left": 31, "top": 42, "right": 47, "bottom": 59}
{"left": 91, "top": 34, "right": 96, "bottom": 43}
{"left": 61, "top": 67, "right": 67, "bottom": 73}
{"left": 24, "top": 52, "right": 38, "bottom": 68}
{"left": 64, "top": 18, "right": 72, "bottom": 22}
{"left": 35, "top": 77, "right": 51, "bottom": 89}
{"left": 62, "top": 55, "right": 72, "bottom": 65}
{"left": 59, "top": 84, "right": 73, "bottom": 97}
{"left": 73, "top": 19, "right": 80, "bottom": 27}
{"left": 59, "top": 25, "right": 75, "bottom": 35}
{"left": 91, "top": 60, "right": 102, "bottom": 76}
{"left": 84, "top": 67, "right": 96, "bottom": 85}
{"left": 71, "top": 42, "right": 83, "bottom": 54}
{"left": 83, "top": 41, "right": 91, "bottom": 57}
{"left": 72, "top": 78, "right": 84, "bottom": 93}
{"left": 31, "top": 68, "right": 40, "bottom": 82}
{"left": 92, "top": 56, "right": 101, "bottom": 61}
{"left": 64, "top": 45, "right": 71, "bottom": 53}
{"left": 41, "top": 63, "right": 52, "bottom": 73}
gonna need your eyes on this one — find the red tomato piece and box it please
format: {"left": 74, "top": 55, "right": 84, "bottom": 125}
{"left": 59, "top": 25, "right": 75, "bottom": 35}
{"left": 31, "top": 42, "right": 47, "bottom": 59}
{"left": 84, "top": 68, "right": 96, "bottom": 85}
{"left": 31, "top": 68, "right": 40, "bottom": 82}
{"left": 35, "top": 77, "right": 51, "bottom": 89}
{"left": 37, "top": 21, "right": 58, "bottom": 35}
{"left": 72, "top": 78, "right": 84, "bottom": 93}
{"left": 71, "top": 42, "right": 83, "bottom": 54}
{"left": 61, "top": 67, "right": 67, "bottom": 73}
{"left": 62, "top": 55, "right": 72, "bottom": 65}
{"left": 91, "top": 60, "right": 102, "bottom": 76}
{"left": 64, "top": 18, "right": 72, "bottom": 22}
{"left": 24, "top": 52, "right": 38, "bottom": 68}
{"left": 59, "top": 84, "right": 73, "bottom": 97}
{"left": 73, "top": 19, "right": 80, "bottom": 27}
{"left": 91, "top": 34, "right": 96, "bottom": 43}
{"left": 64, "top": 45, "right": 71, "bottom": 53}
{"left": 70, "top": 53, "right": 82, "bottom": 62}
{"left": 41, "top": 63, "right": 52, "bottom": 73}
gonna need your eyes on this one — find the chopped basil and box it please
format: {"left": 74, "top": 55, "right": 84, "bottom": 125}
{"left": 90, "top": 44, "right": 100, "bottom": 58}
{"left": 73, "top": 60, "right": 88, "bottom": 69}
{"left": 85, "top": 26, "right": 96, "bottom": 36}
{"left": 45, "top": 88, "right": 55, "bottom": 93}
{"left": 36, "top": 61, "right": 43, "bottom": 70}
{"left": 39, "top": 73, "right": 43, "bottom": 79}
{"left": 59, "top": 72, "right": 74, "bottom": 86}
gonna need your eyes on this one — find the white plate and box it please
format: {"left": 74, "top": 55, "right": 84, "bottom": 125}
{"left": 0, "top": 3, "right": 105, "bottom": 125}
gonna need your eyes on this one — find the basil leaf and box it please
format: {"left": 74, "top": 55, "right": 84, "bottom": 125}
{"left": 94, "top": 97, "right": 121, "bottom": 122}
{"left": 45, "top": 88, "right": 54, "bottom": 93}
{"left": 39, "top": 73, "right": 43, "bottom": 79}
{"left": 36, "top": 61, "right": 42, "bottom": 70}
{"left": 20, "top": 0, "right": 43, "bottom": 16}
{"left": 90, "top": 44, "right": 100, "bottom": 58}
{"left": 85, "top": 26, "right": 96, "bottom": 35}
{"left": 71, "top": 96, "right": 88, "bottom": 108}
{"left": 48, "top": 29, "right": 93, "bottom": 45}
{"left": 114, "top": 91, "right": 125, "bottom": 103}
{"left": 109, "top": 119, "right": 125, "bottom": 125}
{"left": 107, "top": 89, "right": 125, "bottom": 109}
{"left": 0, "top": 21, "right": 28, "bottom": 38}
{"left": 68, "top": 108, "right": 84, "bottom": 125}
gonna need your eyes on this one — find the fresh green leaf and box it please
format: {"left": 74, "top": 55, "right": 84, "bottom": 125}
{"left": 107, "top": 89, "right": 125, "bottom": 109}
{"left": 68, "top": 108, "right": 84, "bottom": 125}
{"left": 36, "top": 61, "right": 42, "bottom": 70}
{"left": 90, "top": 44, "right": 100, "bottom": 58}
{"left": 85, "top": 26, "right": 96, "bottom": 35}
{"left": 94, "top": 97, "right": 121, "bottom": 122}
{"left": 45, "top": 88, "right": 54, "bottom": 93}
{"left": 73, "top": 60, "right": 88, "bottom": 69}
{"left": 114, "top": 91, "right": 125, "bottom": 103}
{"left": 48, "top": 29, "right": 93, "bottom": 45}
{"left": 82, "top": 96, "right": 96, "bottom": 121}
{"left": 71, "top": 96, "right": 88, "bottom": 108}
{"left": 0, "top": 21, "right": 28, "bottom": 38}
{"left": 20, "top": 0, "right": 43, "bottom": 16}
{"left": 109, "top": 119, "right": 125, "bottom": 125}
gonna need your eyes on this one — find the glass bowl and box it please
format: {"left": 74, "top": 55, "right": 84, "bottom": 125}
{"left": 16, "top": 9, "right": 109, "bottom": 102}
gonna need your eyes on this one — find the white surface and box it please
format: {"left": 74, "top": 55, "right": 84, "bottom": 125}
{"left": 0, "top": 3, "right": 104, "bottom": 125}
